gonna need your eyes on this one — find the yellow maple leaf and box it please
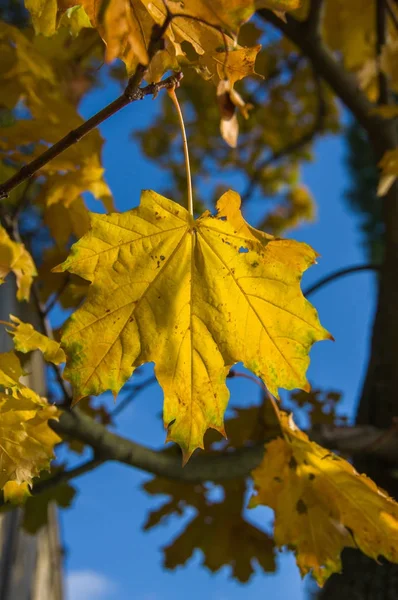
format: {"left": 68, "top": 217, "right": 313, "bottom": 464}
{"left": 7, "top": 315, "right": 66, "bottom": 365}
{"left": 55, "top": 189, "right": 330, "bottom": 461}
{"left": 0, "top": 350, "right": 25, "bottom": 390}
{"left": 249, "top": 411, "right": 398, "bottom": 585}
{"left": 3, "top": 481, "right": 32, "bottom": 504}
{"left": 0, "top": 358, "right": 61, "bottom": 491}
{"left": 377, "top": 148, "right": 398, "bottom": 197}
{"left": 44, "top": 196, "right": 91, "bottom": 248}
{"left": 0, "top": 225, "right": 37, "bottom": 301}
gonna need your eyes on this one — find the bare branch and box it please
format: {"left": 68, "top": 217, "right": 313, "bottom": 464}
{"left": 0, "top": 458, "right": 102, "bottom": 508}
{"left": 256, "top": 9, "right": 396, "bottom": 154}
{"left": 111, "top": 376, "right": 156, "bottom": 418}
{"left": 385, "top": 0, "right": 398, "bottom": 31}
{"left": 43, "top": 274, "right": 71, "bottom": 317}
{"left": 0, "top": 73, "right": 183, "bottom": 201}
{"left": 50, "top": 407, "right": 266, "bottom": 483}
{"left": 376, "top": 0, "right": 389, "bottom": 105}
{"left": 306, "top": 0, "right": 325, "bottom": 37}
{"left": 48, "top": 406, "right": 398, "bottom": 488}
{"left": 303, "top": 264, "right": 380, "bottom": 297}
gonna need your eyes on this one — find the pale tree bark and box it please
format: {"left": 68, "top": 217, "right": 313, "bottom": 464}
{"left": 0, "top": 278, "right": 64, "bottom": 600}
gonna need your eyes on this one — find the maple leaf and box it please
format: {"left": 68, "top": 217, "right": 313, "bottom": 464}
{"left": 0, "top": 23, "right": 113, "bottom": 214}
{"left": 3, "top": 481, "right": 31, "bottom": 504}
{"left": 7, "top": 315, "right": 66, "bottom": 365}
{"left": 377, "top": 148, "right": 398, "bottom": 197}
{"left": 0, "top": 384, "right": 61, "bottom": 490}
{"left": 163, "top": 480, "right": 275, "bottom": 582}
{"left": 44, "top": 196, "right": 91, "bottom": 249}
{"left": 38, "top": 247, "right": 89, "bottom": 310}
{"left": 143, "top": 411, "right": 276, "bottom": 581}
{"left": 0, "top": 350, "right": 25, "bottom": 390}
{"left": 1, "top": 467, "right": 76, "bottom": 531}
{"left": 0, "top": 225, "right": 37, "bottom": 301}
{"left": 249, "top": 411, "right": 398, "bottom": 585}
{"left": 55, "top": 189, "right": 330, "bottom": 461}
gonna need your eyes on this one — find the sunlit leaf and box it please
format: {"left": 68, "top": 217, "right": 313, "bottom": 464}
{"left": 250, "top": 411, "right": 398, "bottom": 585}
{"left": 8, "top": 315, "right": 66, "bottom": 365}
{"left": 0, "top": 225, "right": 37, "bottom": 301}
{"left": 55, "top": 189, "right": 329, "bottom": 461}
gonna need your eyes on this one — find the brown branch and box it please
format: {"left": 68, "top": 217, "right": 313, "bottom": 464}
{"left": 0, "top": 72, "right": 182, "bottom": 201}
{"left": 0, "top": 458, "right": 102, "bottom": 508}
{"left": 306, "top": 0, "right": 325, "bottom": 36}
{"left": 256, "top": 9, "right": 396, "bottom": 154}
{"left": 3, "top": 418, "right": 398, "bottom": 508}
{"left": 311, "top": 423, "right": 398, "bottom": 464}
{"left": 385, "top": 0, "right": 398, "bottom": 30}
{"left": 43, "top": 274, "right": 71, "bottom": 317}
{"left": 111, "top": 376, "right": 156, "bottom": 418}
{"left": 50, "top": 407, "right": 266, "bottom": 483}
{"left": 376, "top": 0, "right": 389, "bottom": 105}
{"left": 303, "top": 264, "right": 380, "bottom": 297}
{"left": 47, "top": 405, "right": 398, "bottom": 489}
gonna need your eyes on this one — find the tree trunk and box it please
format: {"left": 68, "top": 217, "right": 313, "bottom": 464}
{"left": 0, "top": 277, "right": 64, "bottom": 600}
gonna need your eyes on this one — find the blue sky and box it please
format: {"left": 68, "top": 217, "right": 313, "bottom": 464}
{"left": 61, "top": 75, "right": 377, "bottom": 600}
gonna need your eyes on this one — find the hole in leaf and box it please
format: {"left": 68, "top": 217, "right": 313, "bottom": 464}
{"left": 296, "top": 499, "right": 307, "bottom": 514}
{"left": 238, "top": 246, "right": 249, "bottom": 253}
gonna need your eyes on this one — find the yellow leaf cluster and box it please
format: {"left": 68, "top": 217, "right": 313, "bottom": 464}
{"left": 23, "top": 0, "right": 300, "bottom": 87}
{"left": 55, "top": 189, "right": 329, "bottom": 461}
{"left": 0, "top": 225, "right": 36, "bottom": 301}
{"left": 322, "top": 0, "right": 398, "bottom": 100}
{"left": 0, "top": 22, "right": 112, "bottom": 219}
{"left": 7, "top": 315, "right": 66, "bottom": 365}
{"left": 250, "top": 412, "right": 398, "bottom": 585}
{"left": 0, "top": 351, "right": 61, "bottom": 491}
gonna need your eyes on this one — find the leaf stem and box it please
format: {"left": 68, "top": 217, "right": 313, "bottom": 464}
{"left": 168, "top": 88, "right": 194, "bottom": 216}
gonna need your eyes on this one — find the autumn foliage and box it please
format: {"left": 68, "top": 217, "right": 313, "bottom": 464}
{"left": 0, "top": 0, "right": 398, "bottom": 591}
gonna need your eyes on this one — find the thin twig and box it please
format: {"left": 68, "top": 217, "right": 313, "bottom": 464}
{"left": 376, "top": 0, "right": 389, "bottom": 105}
{"left": 0, "top": 73, "right": 182, "bottom": 201}
{"left": 43, "top": 274, "right": 71, "bottom": 317}
{"left": 111, "top": 376, "right": 157, "bottom": 418}
{"left": 0, "top": 458, "right": 102, "bottom": 508}
{"left": 305, "top": 0, "right": 325, "bottom": 36}
{"left": 0, "top": 5, "right": 233, "bottom": 202}
{"left": 385, "top": 0, "right": 398, "bottom": 31}
{"left": 30, "top": 285, "right": 72, "bottom": 403}
{"left": 303, "top": 264, "right": 380, "bottom": 297}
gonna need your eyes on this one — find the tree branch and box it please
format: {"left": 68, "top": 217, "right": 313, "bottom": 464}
{"left": 257, "top": 9, "right": 396, "bottom": 154}
{"left": 303, "top": 264, "right": 380, "bottom": 297}
{"left": 376, "top": 0, "right": 389, "bottom": 105}
{"left": 0, "top": 458, "right": 102, "bottom": 508}
{"left": 306, "top": 0, "right": 325, "bottom": 37}
{"left": 0, "top": 73, "right": 182, "bottom": 201}
{"left": 385, "top": 0, "right": 398, "bottom": 31}
{"left": 48, "top": 406, "right": 398, "bottom": 489}
{"left": 50, "top": 408, "right": 266, "bottom": 483}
